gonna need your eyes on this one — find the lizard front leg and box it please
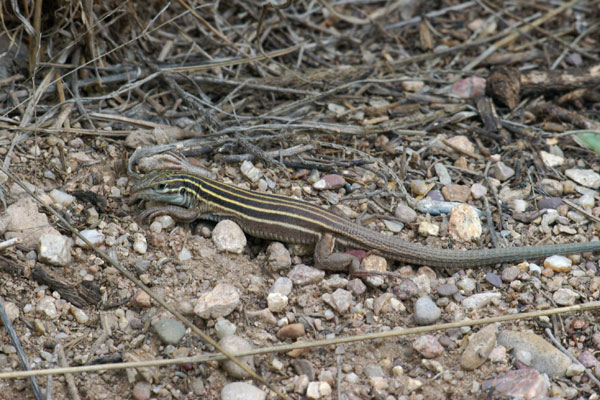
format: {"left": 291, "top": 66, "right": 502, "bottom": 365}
{"left": 140, "top": 205, "right": 201, "bottom": 223}
{"left": 314, "top": 233, "right": 361, "bottom": 274}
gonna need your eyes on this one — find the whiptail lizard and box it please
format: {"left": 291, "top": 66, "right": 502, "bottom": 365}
{"left": 131, "top": 169, "right": 600, "bottom": 273}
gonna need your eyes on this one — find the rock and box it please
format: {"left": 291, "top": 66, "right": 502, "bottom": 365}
{"left": 4, "top": 302, "right": 18, "bottom": 323}
{"left": 152, "top": 318, "right": 186, "bottom": 345}
{"left": 221, "top": 382, "right": 266, "bottom": 400}
{"left": 418, "top": 221, "right": 439, "bottom": 236}
{"left": 394, "top": 279, "right": 419, "bottom": 299}
{"left": 497, "top": 330, "right": 571, "bottom": 377}
{"left": 395, "top": 204, "right": 417, "bottom": 224}
{"left": 74, "top": 229, "right": 105, "bottom": 248}
{"left": 348, "top": 278, "right": 367, "bottom": 295}
{"left": 240, "top": 160, "right": 262, "bottom": 182}
{"left": 470, "top": 183, "right": 487, "bottom": 199}
{"left": 553, "top": 288, "right": 579, "bottom": 306}
{"left": 277, "top": 323, "right": 305, "bottom": 340}
{"left": 462, "top": 292, "right": 501, "bottom": 310}
{"left": 493, "top": 161, "right": 515, "bottom": 181}
{"left": 410, "top": 180, "right": 429, "bottom": 196}
{"left": 482, "top": 368, "right": 548, "bottom": 399}
{"left": 270, "top": 277, "right": 293, "bottom": 296}
{"left": 288, "top": 264, "right": 325, "bottom": 286}
{"left": 322, "top": 288, "right": 352, "bottom": 314}
{"left": 214, "top": 318, "right": 236, "bottom": 339}
{"left": 219, "top": 335, "right": 255, "bottom": 379}
{"left": 446, "top": 135, "right": 476, "bottom": 154}
{"left": 485, "top": 272, "right": 502, "bottom": 287}
{"left": 414, "top": 297, "right": 441, "bottom": 325}
{"left": 544, "top": 255, "right": 572, "bottom": 272}
{"left": 501, "top": 266, "right": 520, "bottom": 282}
{"left": 132, "top": 381, "right": 151, "bottom": 400}
{"left": 49, "top": 189, "right": 75, "bottom": 207}
{"left": 413, "top": 334, "right": 444, "bottom": 358}
{"left": 537, "top": 197, "right": 564, "bottom": 210}
{"left": 436, "top": 283, "right": 458, "bottom": 297}
{"left": 2, "top": 198, "right": 60, "bottom": 249}
{"left": 313, "top": 174, "right": 346, "bottom": 190}
{"left": 39, "top": 233, "right": 73, "bottom": 267}
{"left": 449, "top": 204, "right": 482, "bottom": 241}
{"left": 266, "top": 242, "right": 291, "bottom": 272}
{"left": 457, "top": 277, "right": 476, "bottom": 293}
{"left": 212, "top": 220, "right": 246, "bottom": 254}
{"left": 540, "top": 151, "right": 564, "bottom": 168}
{"left": 194, "top": 284, "right": 240, "bottom": 319}
{"left": 267, "top": 292, "right": 288, "bottom": 313}
{"left": 539, "top": 179, "right": 563, "bottom": 197}
{"left": 36, "top": 296, "right": 58, "bottom": 319}
{"left": 565, "top": 168, "right": 600, "bottom": 189}
{"left": 442, "top": 184, "right": 470, "bottom": 202}
{"left": 460, "top": 324, "right": 498, "bottom": 370}
{"left": 131, "top": 290, "right": 151, "bottom": 308}
{"left": 435, "top": 163, "right": 452, "bottom": 185}
{"left": 565, "top": 363, "right": 585, "bottom": 377}
{"left": 132, "top": 233, "right": 147, "bottom": 254}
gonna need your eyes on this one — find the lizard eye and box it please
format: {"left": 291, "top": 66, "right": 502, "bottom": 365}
{"left": 157, "top": 183, "right": 167, "bottom": 191}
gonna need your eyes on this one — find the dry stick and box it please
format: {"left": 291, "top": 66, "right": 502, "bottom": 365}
{"left": 464, "top": 0, "right": 582, "bottom": 71}
{"left": 482, "top": 0, "right": 598, "bottom": 62}
{"left": 0, "top": 166, "right": 290, "bottom": 400}
{"left": 55, "top": 343, "right": 80, "bottom": 400}
{"left": 0, "top": 299, "right": 44, "bottom": 400}
{"left": 551, "top": 21, "right": 600, "bottom": 70}
{"left": 2, "top": 302, "right": 599, "bottom": 380}
{"left": 545, "top": 327, "right": 600, "bottom": 388}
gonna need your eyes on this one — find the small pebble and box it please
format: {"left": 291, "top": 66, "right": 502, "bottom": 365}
{"left": 152, "top": 318, "right": 186, "bottom": 345}
{"left": 418, "top": 221, "right": 439, "bottom": 236}
{"left": 313, "top": 174, "right": 346, "bottom": 190}
{"left": 493, "top": 161, "right": 515, "bottom": 181}
{"left": 449, "top": 204, "right": 482, "bottom": 241}
{"left": 565, "top": 168, "right": 600, "bottom": 189}
{"left": 219, "top": 335, "right": 255, "bottom": 379}
{"left": 288, "top": 264, "right": 325, "bottom": 286}
{"left": 470, "top": 183, "right": 487, "bottom": 199}
{"left": 214, "top": 318, "right": 237, "bottom": 339}
{"left": 413, "top": 334, "right": 444, "bottom": 358}
{"left": 240, "top": 160, "right": 262, "bottom": 182}
{"left": 221, "top": 382, "right": 265, "bottom": 400}
{"left": 212, "top": 220, "right": 246, "bottom": 254}
{"left": 442, "top": 184, "right": 470, "bottom": 202}
{"left": 194, "top": 284, "right": 240, "bottom": 319}
{"left": 132, "top": 233, "right": 147, "bottom": 254}
{"left": 395, "top": 204, "right": 417, "bottom": 224}
{"left": 39, "top": 233, "right": 73, "bottom": 266}
{"left": 414, "top": 297, "right": 441, "bottom": 325}
{"left": 553, "top": 288, "right": 579, "bottom": 306}
{"left": 322, "top": 288, "right": 353, "bottom": 314}
{"left": 462, "top": 292, "right": 501, "bottom": 310}
{"left": 435, "top": 163, "right": 452, "bottom": 185}
{"left": 460, "top": 324, "right": 498, "bottom": 370}
{"left": 267, "top": 292, "right": 288, "bottom": 313}
{"left": 270, "top": 277, "right": 293, "bottom": 296}
{"left": 277, "top": 323, "right": 305, "bottom": 340}
{"left": 267, "top": 242, "right": 292, "bottom": 272}
{"left": 132, "top": 381, "right": 151, "bottom": 400}
{"left": 540, "top": 151, "right": 564, "bottom": 168}
{"left": 485, "top": 272, "right": 502, "bottom": 287}
{"left": 436, "top": 283, "right": 458, "bottom": 297}
{"left": 132, "top": 290, "right": 151, "bottom": 308}
{"left": 544, "top": 255, "right": 572, "bottom": 272}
